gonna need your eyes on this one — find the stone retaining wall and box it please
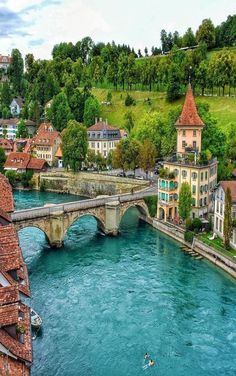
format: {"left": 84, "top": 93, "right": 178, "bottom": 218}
{"left": 33, "top": 171, "right": 149, "bottom": 197}
{"left": 146, "top": 218, "right": 236, "bottom": 279}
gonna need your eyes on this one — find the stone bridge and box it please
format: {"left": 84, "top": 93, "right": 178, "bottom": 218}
{"left": 12, "top": 189, "right": 157, "bottom": 247}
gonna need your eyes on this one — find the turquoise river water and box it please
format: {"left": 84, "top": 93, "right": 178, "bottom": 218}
{"left": 14, "top": 190, "right": 236, "bottom": 376}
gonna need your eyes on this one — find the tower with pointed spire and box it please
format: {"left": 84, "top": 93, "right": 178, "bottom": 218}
{"left": 157, "top": 85, "right": 218, "bottom": 222}
{"left": 175, "top": 84, "right": 204, "bottom": 156}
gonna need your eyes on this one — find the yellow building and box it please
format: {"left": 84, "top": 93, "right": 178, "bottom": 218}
{"left": 157, "top": 85, "right": 218, "bottom": 222}
{"left": 32, "top": 123, "right": 61, "bottom": 166}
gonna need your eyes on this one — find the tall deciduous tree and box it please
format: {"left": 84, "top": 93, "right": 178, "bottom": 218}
{"left": 178, "top": 182, "right": 192, "bottom": 221}
{"left": 83, "top": 96, "right": 100, "bottom": 127}
{"left": 196, "top": 19, "right": 216, "bottom": 49}
{"left": 139, "top": 139, "right": 156, "bottom": 178}
{"left": 16, "top": 119, "right": 29, "bottom": 138}
{"left": 166, "top": 63, "right": 182, "bottom": 102}
{"left": 1, "top": 82, "right": 11, "bottom": 107}
{"left": 224, "top": 187, "right": 232, "bottom": 249}
{"left": 9, "top": 49, "right": 24, "bottom": 95}
{"left": 49, "top": 92, "right": 73, "bottom": 131}
{"left": 62, "top": 120, "right": 88, "bottom": 172}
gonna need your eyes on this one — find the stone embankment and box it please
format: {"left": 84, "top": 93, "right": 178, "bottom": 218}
{"left": 146, "top": 217, "right": 236, "bottom": 279}
{"left": 34, "top": 171, "right": 149, "bottom": 197}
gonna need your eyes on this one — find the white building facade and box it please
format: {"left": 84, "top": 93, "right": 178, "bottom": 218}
{"left": 214, "top": 181, "right": 236, "bottom": 250}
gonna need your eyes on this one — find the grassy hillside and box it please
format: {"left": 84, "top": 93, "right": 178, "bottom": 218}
{"left": 92, "top": 88, "right": 236, "bottom": 134}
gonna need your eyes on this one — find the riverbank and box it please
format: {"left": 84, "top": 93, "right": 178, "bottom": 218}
{"left": 145, "top": 217, "right": 236, "bottom": 279}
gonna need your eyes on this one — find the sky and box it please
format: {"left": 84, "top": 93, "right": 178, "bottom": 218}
{"left": 0, "top": 0, "right": 235, "bottom": 59}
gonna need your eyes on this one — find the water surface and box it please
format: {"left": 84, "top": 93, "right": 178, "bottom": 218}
{"left": 16, "top": 191, "right": 236, "bottom": 376}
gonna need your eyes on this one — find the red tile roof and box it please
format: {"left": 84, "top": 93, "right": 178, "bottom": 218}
{"left": 4, "top": 152, "right": 47, "bottom": 171}
{"left": 0, "top": 285, "right": 20, "bottom": 306}
{"left": 0, "top": 55, "right": 11, "bottom": 64}
{"left": 0, "top": 302, "right": 32, "bottom": 363}
{"left": 0, "top": 173, "right": 14, "bottom": 213}
{"left": 55, "top": 146, "right": 62, "bottom": 158}
{"left": 87, "top": 121, "right": 118, "bottom": 131}
{"left": 33, "top": 122, "right": 60, "bottom": 147}
{"left": 220, "top": 181, "right": 236, "bottom": 202}
{"left": 27, "top": 158, "right": 47, "bottom": 170}
{"left": 0, "top": 356, "right": 30, "bottom": 376}
{"left": 0, "top": 139, "right": 13, "bottom": 153}
{"left": 4, "top": 152, "right": 31, "bottom": 170}
{"left": 175, "top": 84, "right": 204, "bottom": 128}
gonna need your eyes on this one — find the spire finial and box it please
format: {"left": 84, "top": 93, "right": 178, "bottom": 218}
{"left": 189, "top": 65, "right": 192, "bottom": 85}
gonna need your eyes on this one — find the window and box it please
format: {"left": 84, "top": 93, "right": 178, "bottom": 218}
{"left": 205, "top": 171, "right": 208, "bottom": 179}
{"left": 182, "top": 140, "right": 186, "bottom": 148}
{"left": 204, "top": 197, "right": 207, "bottom": 206}
{"left": 192, "top": 172, "right": 197, "bottom": 180}
{"left": 200, "top": 199, "right": 202, "bottom": 206}
{"left": 182, "top": 170, "right": 187, "bottom": 178}
{"left": 104, "top": 143, "right": 106, "bottom": 148}
{"left": 219, "top": 219, "right": 222, "bottom": 233}
{"left": 193, "top": 141, "right": 197, "bottom": 149}
{"left": 97, "top": 143, "right": 99, "bottom": 148}
{"left": 216, "top": 201, "right": 219, "bottom": 213}
{"left": 220, "top": 203, "right": 223, "bottom": 215}
{"left": 192, "top": 185, "right": 196, "bottom": 194}
{"left": 182, "top": 130, "right": 186, "bottom": 136}
{"left": 91, "top": 142, "right": 95, "bottom": 148}
{"left": 174, "top": 169, "right": 179, "bottom": 176}
{"left": 201, "top": 172, "right": 204, "bottom": 181}
{"left": 192, "top": 198, "right": 196, "bottom": 206}
{"left": 216, "top": 216, "right": 218, "bottom": 230}
{"left": 193, "top": 130, "right": 196, "bottom": 137}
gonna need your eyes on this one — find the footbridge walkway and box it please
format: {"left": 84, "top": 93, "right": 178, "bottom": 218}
{"left": 12, "top": 188, "right": 157, "bottom": 247}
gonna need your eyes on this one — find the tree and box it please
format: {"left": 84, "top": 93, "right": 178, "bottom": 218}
{"left": 0, "top": 147, "right": 6, "bottom": 173}
{"left": 9, "top": 49, "right": 24, "bottom": 95}
{"left": 44, "top": 73, "right": 60, "bottom": 104}
{"left": 139, "top": 139, "right": 156, "bottom": 178}
{"left": 178, "top": 182, "right": 192, "bottom": 221}
{"left": 124, "top": 111, "right": 135, "bottom": 133}
{"left": 166, "top": 63, "right": 182, "bottom": 102}
{"left": 196, "top": 19, "right": 216, "bottom": 49}
{"left": 49, "top": 92, "right": 73, "bottom": 131}
{"left": 5, "top": 170, "right": 17, "bottom": 187}
{"left": 83, "top": 96, "right": 100, "bottom": 127}
{"left": 182, "top": 28, "right": 196, "bottom": 47}
{"left": 1, "top": 82, "right": 11, "bottom": 107}
{"left": 16, "top": 119, "right": 29, "bottom": 138}
{"left": 224, "top": 187, "right": 232, "bottom": 249}
{"left": 126, "top": 139, "right": 141, "bottom": 173}
{"left": 112, "top": 139, "right": 129, "bottom": 172}
{"left": 107, "top": 91, "right": 112, "bottom": 103}
{"left": 62, "top": 120, "right": 88, "bottom": 172}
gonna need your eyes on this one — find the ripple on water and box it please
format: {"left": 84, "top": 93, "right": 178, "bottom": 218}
{"left": 15, "top": 191, "right": 236, "bottom": 376}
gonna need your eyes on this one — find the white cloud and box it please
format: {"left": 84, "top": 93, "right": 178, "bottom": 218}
{"left": 1, "top": 0, "right": 110, "bottom": 59}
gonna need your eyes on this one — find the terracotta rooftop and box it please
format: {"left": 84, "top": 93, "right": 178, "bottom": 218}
{"left": 55, "top": 146, "right": 62, "bottom": 158}
{"left": 220, "top": 181, "right": 236, "bottom": 202}
{"left": 175, "top": 84, "right": 204, "bottom": 128}
{"left": 0, "top": 139, "right": 13, "bottom": 152}
{"left": 0, "top": 356, "right": 30, "bottom": 376}
{"left": 87, "top": 121, "right": 119, "bottom": 132}
{"left": 0, "top": 285, "right": 20, "bottom": 306}
{"left": 33, "top": 122, "right": 60, "bottom": 146}
{"left": 27, "top": 158, "right": 47, "bottom": 170}
{"left": 0, "top": 173, "right": 14, "bottom": 213}
{"left": 4, "top": 152, "right": 47, "bottom": 171}
{"left": 0, "top": 302, "right": 32, "bottom": 363}
{"left": 0, "top": 55, "right": 11, "bottom": 64}
{"left": 13, "top": 139, "right": 32, "bottom": 154}
{"left": 4, "top": 152, "right": 31, "bottom": 170}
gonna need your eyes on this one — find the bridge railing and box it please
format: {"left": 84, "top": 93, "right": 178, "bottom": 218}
{"left": 12, "top": 189, "right": 157, "bottom": 221}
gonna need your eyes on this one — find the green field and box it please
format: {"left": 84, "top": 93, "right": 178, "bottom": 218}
{"left": 92, "top": 87, "right": 236, "bottom": 133}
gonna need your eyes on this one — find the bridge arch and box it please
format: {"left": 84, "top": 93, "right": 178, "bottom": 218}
{"left": 15, "top": 223, "right": 50, "bottom": 244}
{"left": 119, "top": 200, "right": 149, "bottom": 224}
{"left": 63, "top": 210, "right": 106, "bottom": 238}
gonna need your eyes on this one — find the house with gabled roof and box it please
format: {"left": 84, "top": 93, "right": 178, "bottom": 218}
{"left": 32, "top": 122, "right": 61, "bottom": 166}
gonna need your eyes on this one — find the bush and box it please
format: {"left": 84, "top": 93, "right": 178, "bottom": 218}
{"left": 21, "top": 170, "right": 34, "bottom": 188}
{"left": 186, "top": 217, "right": 193, "bottom": 230}
{"left": 184, "top": 231, "right": 194, "bottom": 244}
{"left": 125, "top": 94, "right": 136, "bottom": 106}
{"left": 192, "top": 218, "right": 202, "bottom": 233}
{"left": 144, "top": 196, "right": 158, "bottom": 217}
{"left": 5, "top": 170, "right": 18, "bottom": 187}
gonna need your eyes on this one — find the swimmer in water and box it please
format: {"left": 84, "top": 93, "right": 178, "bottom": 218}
{"left": 144, "top": 352, "right": 150, "bottom": 359}
{"left": 143, "top": 359, "right": 155, "bottom": 369}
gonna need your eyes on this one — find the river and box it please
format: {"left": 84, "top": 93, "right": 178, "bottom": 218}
{"left": 14, "top": 190, "right": 236, "bottom": 376}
